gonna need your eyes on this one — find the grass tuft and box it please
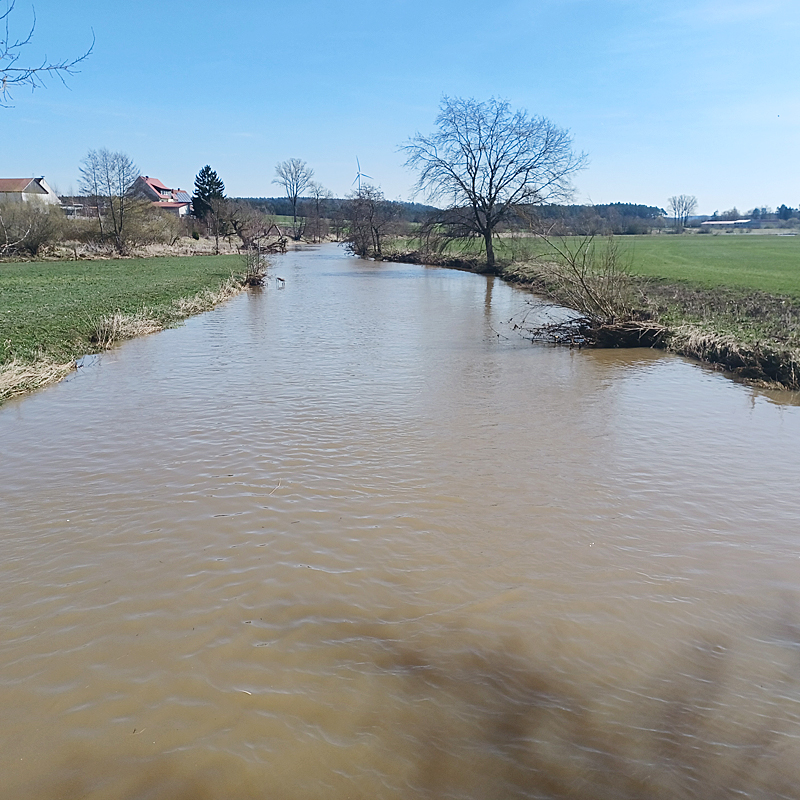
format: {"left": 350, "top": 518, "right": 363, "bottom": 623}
{"left": 90, "top": 312, "right": 164, "bottom": 349}
{"left": 172, "top": 276, "right": 243, "bottom": 317}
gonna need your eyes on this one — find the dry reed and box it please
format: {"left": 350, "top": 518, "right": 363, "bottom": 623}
{"left": 0, "top": 358, "right": 74, "bottom": 403}
{"left": 669, "top": 325, "right": 800, "bottom": 388}
{"left": 172, "top": 276, "right": 243, "bottom": 317}
{"left": 90, "top": 312, "right": 164, "bottom": 349}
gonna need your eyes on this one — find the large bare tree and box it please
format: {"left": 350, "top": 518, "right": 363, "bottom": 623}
{"left": 1, "top": 0, "right": 93, "bottom": 106}
{"left": 273, "top": 158, "right": 314, "bottom": 240}
{"left": 403, "top": 96, "right": 585, "bottom": 271}
{"left": 668, "top": 195, "right": 697, "bottom": 231}
{"left": 78, "top": 148, "right": 139, "bottom": 254}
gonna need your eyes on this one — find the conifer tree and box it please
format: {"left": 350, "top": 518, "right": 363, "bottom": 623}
{"left": 192, "top": 165, "right": 225, "bottom": 220}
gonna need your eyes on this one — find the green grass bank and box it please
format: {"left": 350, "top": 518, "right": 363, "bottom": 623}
{"left": 497, "top": 234, "right": 800, "bottom": 297}
{"left": 1, "top": 254, "right": 244, "bottom": 403}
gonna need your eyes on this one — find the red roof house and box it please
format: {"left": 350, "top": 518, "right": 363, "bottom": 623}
{"left": 132, "top": 175, "right": 192, "bottom": 216}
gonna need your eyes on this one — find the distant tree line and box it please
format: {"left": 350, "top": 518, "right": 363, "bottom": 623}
{"left": 242, "top": 196, "right": 437, "bottom": 225}
{"left": 525, "top": 203, "right": 667, "bottom": 235}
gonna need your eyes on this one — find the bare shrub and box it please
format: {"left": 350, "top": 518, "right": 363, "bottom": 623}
{"left": 512, "top": 235, "right": 667, "bottom": 347}
{"left": 124, "top": 202, "right": 181, "bottom": 249}
{"left": 241, "top": 248, "right": 270, "bottom": 286}
{"left": 535, "top": 235, "right": 636, "bottom": 321}
{"left": 0, "top": 201, "right": 64, "bottom": 256}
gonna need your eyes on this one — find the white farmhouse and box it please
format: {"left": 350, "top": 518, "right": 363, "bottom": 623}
{"left": 0, "top": 177, "right": 61, "bottom": 205}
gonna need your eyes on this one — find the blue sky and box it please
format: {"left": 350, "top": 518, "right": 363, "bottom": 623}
{"left": 2, "top": 0, "right": 798, "bottom": 214}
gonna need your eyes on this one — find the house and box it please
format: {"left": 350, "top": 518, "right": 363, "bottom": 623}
{"left": 132, "top": 175, "right": 192, "bottom": 216}
{"left": 0, "top": 177, "right": 61, "bottom": 205}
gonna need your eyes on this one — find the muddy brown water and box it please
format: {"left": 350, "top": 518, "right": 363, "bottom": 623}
{"left": 2, "top": 244, "right": 800, "bottom": 799}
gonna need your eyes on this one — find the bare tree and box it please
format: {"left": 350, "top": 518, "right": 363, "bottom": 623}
{"left": 668, "top": 195, "right": 697, "bottom": 231}
{"left": 78, "top": 149, "right": 139, "bottom": 254}
{"left": 273, "top": 158, "right": 314, "bottom": 240}
{"left": 307, "top": 181, "right": 332, "bottom": 242}
{"left": 344, "top": 185, "right": 397, "bottom": 258}
{"left": 1, "top": 0, "right": 93, "bottom": 106}
{"left": 205, "top": 195, "right": 231, "bottom": 254}
{"left": 403, "top": 96, "right": 586, "bottom": 272}
{"left": 227, "top": 199, "right": 276, "bottom": 250}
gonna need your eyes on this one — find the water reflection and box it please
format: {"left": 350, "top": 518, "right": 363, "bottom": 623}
{"left": 2, "top": 244, "right": 800, "bottom": 799}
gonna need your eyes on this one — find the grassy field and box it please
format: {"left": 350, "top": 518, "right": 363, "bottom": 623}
{"left": 390, "top": 233, "right": 800, "bottom": 297}
{"left": 0, "top": 254, "right": 244, "bottom": 400}
{"left": 498, "top": 234, "right": 800, "bottom": 297}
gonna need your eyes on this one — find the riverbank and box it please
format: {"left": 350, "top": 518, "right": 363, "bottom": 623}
{"left": 379, "top": 243, "right": 800, "bottom": 390}
{"left": 501, "top": 263, "right": 800, "bottom": 389}
{"left": 0, "top": 254, "right": 246, "bottom": 404}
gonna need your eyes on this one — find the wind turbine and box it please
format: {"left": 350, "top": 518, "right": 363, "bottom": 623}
{"left": 352, "top": 157, "right": 372, "bottom": 191}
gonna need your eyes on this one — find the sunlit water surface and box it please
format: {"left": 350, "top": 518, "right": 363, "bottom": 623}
{"left": 2, "top": 245, "right": 800, "bottom": 799}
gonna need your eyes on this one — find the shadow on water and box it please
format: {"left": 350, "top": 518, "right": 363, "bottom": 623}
{"left": 23, "top": 617, "right": 800, "bottom": 800}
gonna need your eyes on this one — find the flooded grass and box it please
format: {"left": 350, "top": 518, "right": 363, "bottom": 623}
{"left": 0, "top": 255, "right": 245, "bottom": 403}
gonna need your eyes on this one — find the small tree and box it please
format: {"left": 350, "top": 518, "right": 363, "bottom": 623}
{"left": 403, "top": 96, "right": 585, "bottom": 271}
{"left": 123, "top": 200, "right": 181, "bottom": 249}
{"left": 206, "top": 196, "right": 230, "bottom": 254}
{"left": 344, "top": 185, "right": 396, "bottom": 258}
{"left": 78, "top": 148, "right": 139, "bottom": 254}
{"left": 668, "top": 195, "right": 697, "bottom": 231}
{"left": 227, "top": 199, "right": 275, "bottom": 250}
{"left": 0, "top": 0, "right": 93, "bottom": 106}
{"left": 273, "top": 158, "right": 314, "bottom": 240}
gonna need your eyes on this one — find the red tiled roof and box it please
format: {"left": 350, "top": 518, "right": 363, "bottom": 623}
{"left": 154, "top": 201, "right": 190, "bottom": 208}
{"left": 0, "top": 178, "right": 34, "bottom": 192}
{"left": 143, "top": 176, "right": 171, "bottom": 191}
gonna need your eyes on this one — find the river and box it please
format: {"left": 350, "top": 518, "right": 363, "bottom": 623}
{"left": 2, "top": 244, "right": 800, "bottom": 799}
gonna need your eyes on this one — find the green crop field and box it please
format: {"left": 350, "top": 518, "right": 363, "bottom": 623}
{"left": 0, "top": 254, "right": 242, "bottom": 365}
